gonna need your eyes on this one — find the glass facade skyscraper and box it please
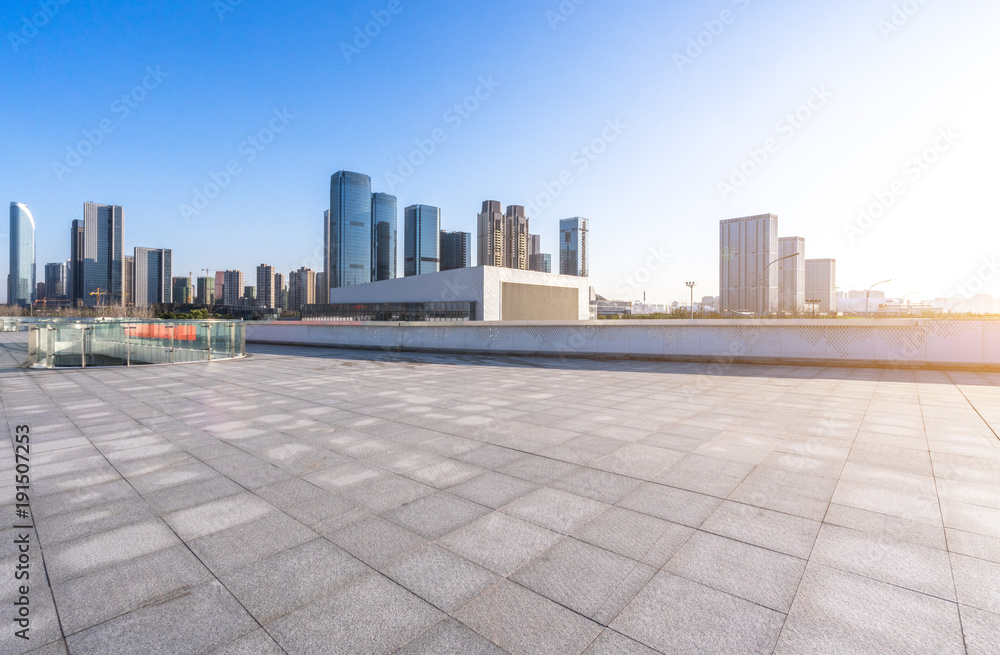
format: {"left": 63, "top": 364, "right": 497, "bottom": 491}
{"left": 329, "top": 171, "right": 373, "bottom": 289}
{"left": 440, "top": 231, "right": 472, "bottom": 271}
{"left": 133, "top": 247, "right": 172, "bottom": 307}
{"left": 8, "top": 203, "right": 36, "bottom": 307}
{"left": 404, "top": 205, "right": 441, "bottom": 277}
{"left": 44, "top": 262, "right": 68, "bottom": 299}
{"left": 559, "top": 217, "right": 589, "bottom": 277}
{"left": 70, "top": 219, "right": 85, "bottom": 304}
{"left": 83, "top": 202, "right": 124, "bottom": 306}
{"left": 372, "top": 193, "right": 397, "bottom": 282}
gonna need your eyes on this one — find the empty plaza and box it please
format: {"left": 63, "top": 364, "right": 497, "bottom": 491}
{"left": 1, "top": 333, "right": 999, "bottom": 654}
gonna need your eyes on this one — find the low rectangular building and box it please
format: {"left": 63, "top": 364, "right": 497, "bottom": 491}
{"left": 311, "top": 266, "right": 590, "bottom": 321}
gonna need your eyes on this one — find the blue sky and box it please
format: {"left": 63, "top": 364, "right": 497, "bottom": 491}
{"left": 2, "top": 0, "right": 998, "bottom": 304}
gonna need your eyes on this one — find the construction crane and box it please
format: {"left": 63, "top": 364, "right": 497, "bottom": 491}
{"left": 89, "top": 288, "right": 108, "bottom": 306}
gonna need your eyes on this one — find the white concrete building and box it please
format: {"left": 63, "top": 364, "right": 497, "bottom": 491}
{"left": 321, "top": 266, "right": 590, "bottom": 321}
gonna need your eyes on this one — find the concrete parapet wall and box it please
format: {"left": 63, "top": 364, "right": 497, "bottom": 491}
{"left": 246, "top": 319, "right": 1000, "bottom": 370}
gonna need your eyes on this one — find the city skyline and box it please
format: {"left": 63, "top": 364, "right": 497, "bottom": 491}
{"left": 2, "top": 1, "right": 997, "bottom": 305}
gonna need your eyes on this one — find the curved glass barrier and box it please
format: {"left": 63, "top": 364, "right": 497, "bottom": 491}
{"left": 25, "top": 320, "right": 245, "bottom": 368}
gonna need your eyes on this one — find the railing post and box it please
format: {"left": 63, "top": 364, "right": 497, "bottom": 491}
{"left": 81, "top": 326, "right": 86, "bottom": 369}
{"left": 205, "top": 322, "right": 212, "bottom": 361}
{"left": 169, "top": 324, "right": 175, "bottom": 364}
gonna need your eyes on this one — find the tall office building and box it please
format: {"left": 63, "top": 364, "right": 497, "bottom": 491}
{"left": 82, "top": 202, "right": 125, "bottom": 306}
{"left": 373, "top": 193, "right": 397, "bottom": 282}
{"left": 243, "top": 286, "right": 256, "bottom": 303}
{"left": 215, "top": 271, "right": 226, "bottom": 305}
{"left": 122, "top": 255, "right": 135, "bottom": 306}
{"left": 172, "top": 277, "right": 193, "bottom": 304}
{"left": 719, "top": 214, "right": 779, "bottom": 314}
{"left": 133, "top": 247, "right": 173, "bottom": 307}
{"left": 8, "top": 203, "right": 35, "bottom": 307}
{"left": 323, "top": 209, "right": 330, "bottom": 300}
{"left": 440, "top": 231, "right": 472, "bottom": 271}
{"left": 315, "top": 273, "right": 327, "bottom": 301}
{"left": 476, "top": 201, "right": 530, "bottom": 270}
{"left": 196, "top": 277, "right": 215, "bottom": 305}
{"left": 529, "top": 234, "right": 542, "bottom": 257}
{"left": 256, "top": 264, "right": 275, "bottom": 308}
{"left": 805, "top": 259, "right": 837, "bottom": 313}
{"left": 223, "top": 270, "right": 244, "bottom": 306}
{"left": 289, "top": 267, "right": 316, "bottom": 310}
{"left": 778, "top": 236, "right": 806, "bottom": 313}
{"left": 404, "top": 205, "right": 441, "bottom": 277}
{"left": 559, "top": 217, "right": 589, "bottom": 277}
{"left": 274, "top": 272, "right": 286, "bottom": 310}
{"left": 70, "top": 220, "right": 85, "bottom": 305}
{"left": 44, "top": 262, "right": 67, "bottom": 299}
{"left": 329, "top": 171, "right": 373, "bottom": 290}
{"left": 529, "top": 253, "right": 552, "bottom": 273}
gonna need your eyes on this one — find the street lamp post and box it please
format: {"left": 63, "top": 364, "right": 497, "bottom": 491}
{"left": 807, "top": 298, "right": 821, "bottom": 318}
{"left": 686, "top": 281, "right": 696, "bottom": 320}
{"left": 759, "top": 253, "right": 800, "bottom": 319}
{"left": 899, "top": 292, "right": 917, "bottom": 316}
{"left": 865, "top": 279, "right": 892, "bottom": 319}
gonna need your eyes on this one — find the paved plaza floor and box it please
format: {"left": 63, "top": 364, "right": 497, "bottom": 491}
{"left": 1, "top": 333, "right": 999, "bottom": 654}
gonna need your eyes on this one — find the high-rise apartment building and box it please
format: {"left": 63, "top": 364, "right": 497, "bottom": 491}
{"left": 477, "top": 200, "right": 504, "bottom": 268}
{"left": 133, "top": 247, "right": 173, "bottom": 307}
{"left": 440, "top": 231, "right": 472, "bottom": 271}
{"left": 329, "top": 171, "right": 373, "bottom": 290}
{"left": 373, "top": 192, "right": 397, "bottom": 282}
{"left": 315, "top": 272, "right": 327, "bottom": 302}
{"left": 70, "top": 220, "right": 85, "bottom": 305}
{"left": 505, "top": 205, "right": 529, "bottom": 271}
{"left": 719, "top": 214, "right": 779, "bottom": 314}
{"left": 172, "top": 277, "right": 193, "bottom": 304}
{"left": 289, "top": 267, "right": 316, "bottom": 310}
{"left": 559, "top": 217, "right": 589, "bottom": 277}
{"left": 778, "top": 236, "right": 806, "bottom": 313}
{"left": 196, "top": 277, "right": 215, "bottom": 305}
{"left": 8, "top": 203, "right": 35, "bottom": 307}
{"left": 44, "top": 262, "right": 67, "bottom": 299}
{"left": 476, "top": 201, "right": 530, "bottom": 270}
{"left": 243, "top": 286, "right": 256, "bottom": 303}
{"left": 223, "top": 270, "right": 244, "bottom": 306}
{"left": 529, "top": 234, "right": 542, "bottom": 257}
{"left": 122, "top": 255, "right": 134, "bottom": 306}
{"left": 83, "top": 202, "right": 125, "bottom": 306}
{"left": 404, "top": 205, "right": 441, "bottom": 277}
{"left": 805, "top": 259, "right": 837, "bottom": 313}
{"left": 256, "top": 264, "right": 275, "bottom": 308}
{"left": 274, "top": 273, "right": 286, "bottom": 310}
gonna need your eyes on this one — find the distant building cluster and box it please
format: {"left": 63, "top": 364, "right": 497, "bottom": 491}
{"left": 6, "top": 170, "right": 592, "bottom": 314}
{"left": 719, "top": 214, "right": 836, "bottom": 315}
